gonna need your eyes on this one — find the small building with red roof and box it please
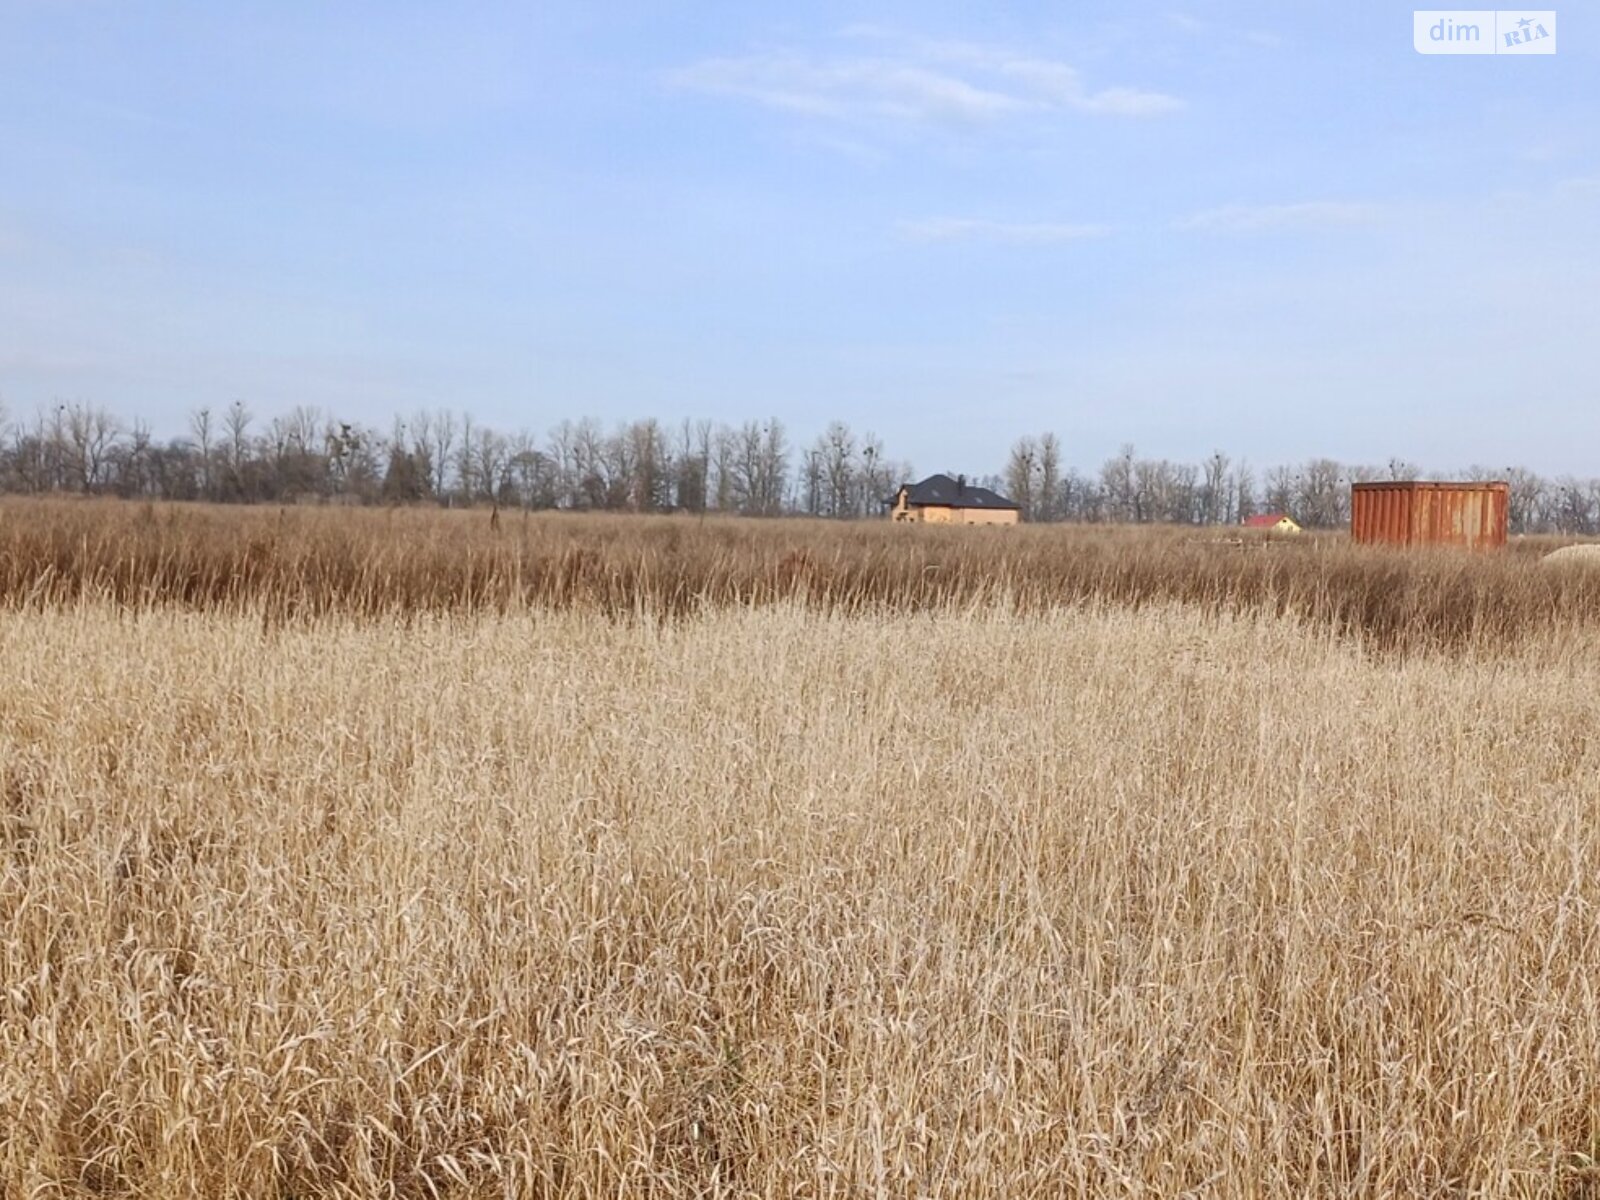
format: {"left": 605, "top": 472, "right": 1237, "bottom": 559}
{"left": 1242, "top": 513, "right": 1303, "bottom": 534}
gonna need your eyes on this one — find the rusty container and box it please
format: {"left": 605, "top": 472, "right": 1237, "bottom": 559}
{"left": 1350, "top": 481, "right": 1509, "bottom": 549}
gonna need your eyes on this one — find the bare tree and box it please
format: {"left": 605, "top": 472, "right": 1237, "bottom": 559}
{"left": 758, "top": 419, "right": 789, "bottom": 516}
{"left": 287, "top": 406, "right": 321, "bottom": 453}
{"left": 1264, "top": 464, "right": 1296, "bottom": 518}
{"left": 1165, "top": 462, "right": 1200, "bottom": 524}
{"left": 693, "top": 419, "right": 714, "bottom": 510}
{"left": 1133, "top": 458, "right": 1171, "bottom": 524}
{"left": 415, "top": 410, "right": 457, "bottom": 502}
{"left": 223, "top": 400, "right": 252, "bottom": 500}
{"left": 820, "top": 421, "right": 855, "bottom": 517}
{"left": 1100, "top": 444, "right": 1137, "bottom": 523}
{"left": 66, "top": 402, "right": 120, "bottom": 493}
{"left": 597, "top": 424, "right": 633, "bottom": 510}
{"left": 628, "top": 418, "right": 670, "bottom": 511}
{"left": 858, "top": 432, "right": 890, "bottom": 517}
{"left": 1005, "top": 436, "right": 1037, "bottom": 520}
{"left": 455, "top": 412, "right": 476, "bottom": 503}
{"left": 381, "top": 417, "right": 431, "bottom": 504}
{"left": 1295, "top": 458, "right": 1345, "bottom": 528}
{"left": 800, "top": 447, "right": 823, "bottom": 516}
{"left": 1035, "top": 432, "right": 1061, "bottom": 522}
{"left": 731, "top": 422, "right": 762, "bottom": 515}
{"left": 727, "top": 420, "right": 789, "bottom": 516}
{"left": 672, "top": 418, "right": 710, "bottom": 513}
{"left": 1231, "top": 460, "right": 1256, "bottom": 523}
{"left": 471, "top": 426, "right": 509, "bottom": 503}
{"left": 123, "top": 418, "right": 153, "bottom": 497}
{"left": 506, "top": 429, "right": 557, "bottom": 510}
{"left": 325, "top": 420, "right": 361, "bottom": 498}
{"left": 545, "top": 419, "right": 577, "bottom": 508}
{"left": 1057, "top": 466, "right": 1097, "bottom": 521}
{"left": 573, "top": 417, "right": 607, "bottom": 509}
{"left": 275, "top": 406, "right": 326, "bottom": 499}
{"left": 1506, "top": 466, "right": 1545, "bottom": 535}
{"left": 432, "top": 410, "right": 461, "bottom": 501}
{"left": 189, "top": 406, "right": 214, "bottom": 499}
{"left": 1201, "top": 451, "right": 1230, "bottom": 526}
{"left": 1553, "top": 477, "right": 1594, "bottom": 534}
{"left": 1386, "top": 457, "right": 1421, "bottom": 481}
{"left": 711, "top": 425, "right": 735, "bottom": 512}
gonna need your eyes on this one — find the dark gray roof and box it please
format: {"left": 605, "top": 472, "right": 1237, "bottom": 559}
{"left": 898, "top": 474, "right": 1019, "bottom": 511}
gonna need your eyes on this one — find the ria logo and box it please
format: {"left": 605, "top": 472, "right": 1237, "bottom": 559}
{"left": 1501, "top": 13, "right": 1552, "bottom": 46}
{"left": 1413, "top": 10, "right": 1556, "bottom": 53}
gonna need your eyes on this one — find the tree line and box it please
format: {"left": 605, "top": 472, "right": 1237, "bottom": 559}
{"left": 999, "top": 436, "right": 1580, "bottom": 534}
{"left": 0, "top": 399, "right": 1596, "bottom": 533}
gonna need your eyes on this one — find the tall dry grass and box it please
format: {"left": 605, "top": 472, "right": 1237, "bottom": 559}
{"left": 3, "top": 501, "right": 1600, "bottom": 1195}
{"left": 3, "top": 603, "right": 1599, "bottom": 1195}
{"left": 2, "top": 498, "right": 1600, "bottom": 654}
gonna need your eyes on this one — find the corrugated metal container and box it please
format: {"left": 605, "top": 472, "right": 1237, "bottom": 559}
{"left": 1350, "top": 481, "right": 1509, "bottom": 549}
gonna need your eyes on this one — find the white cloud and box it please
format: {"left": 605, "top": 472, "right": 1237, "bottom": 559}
{"left": 672, "top": 54, "right": 1027, "bottom": 124}
{"left": 915, "top": 40, "right": 1184, "bottom": 116}
{"left": 1177, "top": 202, "right": 1384, "bottom": 233}
{"left": 1076, "top": 85, "right": 1185, "bottom": 116}
{"left": 669, "top": 36, "right": 1181, "bottom": 129}
{"left": 899, "top": 218, "right": 1112, "bottom": 244}
{"left": 1167, "top": 14, "right": 1282, "bottom": 49}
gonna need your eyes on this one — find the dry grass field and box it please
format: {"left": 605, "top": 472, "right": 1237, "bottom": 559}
{"left": 4, "top": 499, "right": 1600, "bottom": 649}
{"left": 3, "top": 500, "right": 1600, "bottom": 1197}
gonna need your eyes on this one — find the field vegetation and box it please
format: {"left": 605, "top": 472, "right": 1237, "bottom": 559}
{"left": 4, "top": 499, "right": 1600, "bottom": 653}
{"left": 2, "top": 499, "right": 1599, "bottom": 1197}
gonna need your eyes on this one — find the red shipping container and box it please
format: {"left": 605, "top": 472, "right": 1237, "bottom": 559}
{"left": 1350, "top": 481, "right": 1509, "bottom": 549}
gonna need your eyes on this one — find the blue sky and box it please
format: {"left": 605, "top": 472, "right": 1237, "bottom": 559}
{"left": 1, "top": 1, "right": 1596, "bottom": 475}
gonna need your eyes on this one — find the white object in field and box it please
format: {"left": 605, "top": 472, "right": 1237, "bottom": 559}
{"left": 1541, "top": 544, "right": 1600, "bottom": 567}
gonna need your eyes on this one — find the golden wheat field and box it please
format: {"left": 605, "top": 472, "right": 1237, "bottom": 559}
{"left": 3, "top": 501, "right": 1600, "bottom": 1197}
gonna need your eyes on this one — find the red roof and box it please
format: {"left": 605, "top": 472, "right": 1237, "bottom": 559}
{"left": 1243, "top": 513, "right": 1290, "bottom": 528}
